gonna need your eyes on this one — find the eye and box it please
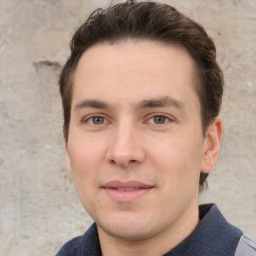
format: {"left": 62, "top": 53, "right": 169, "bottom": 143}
{"left": 153, "top": 116, "right": 168, "bottom": 124}
{"left": 87, "top": 116, "right": 107, "bottom": 125}
{"left": 148, "top": 115, "right": 171, "bottom": 124}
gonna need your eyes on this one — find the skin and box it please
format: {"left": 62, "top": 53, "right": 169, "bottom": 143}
{"left": 66, "top": 40, "right": 223, "bottom": 256}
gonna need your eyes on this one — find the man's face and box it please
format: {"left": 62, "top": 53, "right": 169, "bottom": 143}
{"left": 66, "top": 40, "right": 220, "bottom": 241}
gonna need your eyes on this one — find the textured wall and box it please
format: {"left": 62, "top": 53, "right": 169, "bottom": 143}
{"left": 0, "top": 0, "right": 255, "bottom": 255}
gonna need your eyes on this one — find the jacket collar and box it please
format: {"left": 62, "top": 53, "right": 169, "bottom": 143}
{"left": 78, "top": 204, "right": 242, "bottom": 256}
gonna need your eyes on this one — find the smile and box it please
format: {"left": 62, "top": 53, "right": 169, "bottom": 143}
{"left": 102, "top": 181, "right": 154, "bottom": 202}
{"left": 115, "top": 187, "right": 141, "bottom": 191}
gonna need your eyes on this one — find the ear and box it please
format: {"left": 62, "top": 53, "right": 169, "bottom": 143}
{"left": 201, "top": 116, "right": 223, "bottom": 174}
{"left": 65, "top": 141, "right": 73, "bottom": 174}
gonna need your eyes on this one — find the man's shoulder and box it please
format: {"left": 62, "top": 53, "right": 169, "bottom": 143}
{"left": 235, "top": 236, "right": 256, "bottom": 256}
{"left": 55, "top": 223, "right": 101, "bottom": 256}
{"left": 56, "top": 235, "right": 82, "bottom": 256}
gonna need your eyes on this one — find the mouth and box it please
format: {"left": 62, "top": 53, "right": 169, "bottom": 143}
{"left": 102, "top": 180, "right": 154, "bottom": 202}
{"left": 113, "top": 187, "right": 142, "bottom": 191}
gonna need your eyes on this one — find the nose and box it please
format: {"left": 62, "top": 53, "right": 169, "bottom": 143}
{"left": 106, "top": 122, "right": 146, "bottom": 168}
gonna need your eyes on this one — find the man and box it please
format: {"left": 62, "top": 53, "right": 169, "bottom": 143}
{"left": 56, "top": 1, "right": 256, "bottom": 255}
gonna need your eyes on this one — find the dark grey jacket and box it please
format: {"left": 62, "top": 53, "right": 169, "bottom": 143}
{"left": 56, "top": 204, "right": 256, "bottom": 256}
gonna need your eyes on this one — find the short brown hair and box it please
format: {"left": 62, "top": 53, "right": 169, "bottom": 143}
{"left": 59, "top": 1, "right": 224, "bottom": 190}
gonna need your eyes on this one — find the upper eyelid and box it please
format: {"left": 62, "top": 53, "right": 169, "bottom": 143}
{"left": 83, "top": 116, "right": 111, "bottom": 126}
{"left": 146, "top": 113, "right": 174, "bottom": 120}
{"left": 142, "top": 114, "right": 174, "bottom": 126}
{"left": 81, "top": 113, "right": 110, "bottom": 122}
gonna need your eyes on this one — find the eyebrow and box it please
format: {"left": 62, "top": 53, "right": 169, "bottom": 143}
{"left": 137, "top": 96, "right": 185, "bottom": 110}
{"left": 73, "top": 96, "right": 185, "bottom": 111}
{"left": 74, "top": 99, "right": 109, "bottom": 111}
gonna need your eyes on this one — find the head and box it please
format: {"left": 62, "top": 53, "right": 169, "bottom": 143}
{"left": 59, "top": 1, "right": 224, "bottom": 248}
{"left": 59, "top": 1, "right": 223, "bottom": 191}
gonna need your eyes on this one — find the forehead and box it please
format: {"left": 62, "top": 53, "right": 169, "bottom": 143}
{"left": 72, "top": 40, "right": 199, "bottom": 106}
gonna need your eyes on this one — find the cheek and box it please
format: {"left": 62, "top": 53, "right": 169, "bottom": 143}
{"left": 68, "top": 140, "right": 101, "bottom": 216}
{"left": 67, "top": 137, "right": 105, "bottom": 195}
{"left": 151, "top": 141, "right": 203, "bottom": 214}
{"left": 148, "top": 135, "right": 204, "bottom": 185}
{"left": 69, "top": 135, "right": 106, "bottom": 169}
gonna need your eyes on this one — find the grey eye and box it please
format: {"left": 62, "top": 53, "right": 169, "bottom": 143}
{"left": 92, "top": 116, "right": 105, "bottom": 125}
{"left": 153, "top": 116, "right": 167, "bottom": 124}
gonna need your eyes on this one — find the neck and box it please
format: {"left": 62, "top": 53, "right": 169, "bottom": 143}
{"left": 98, "top": 203, "right": 199, "bottom": 256}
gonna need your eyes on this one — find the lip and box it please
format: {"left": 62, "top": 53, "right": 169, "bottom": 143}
{"left": 101, "top": 180, "right": 154, "bottom": 203}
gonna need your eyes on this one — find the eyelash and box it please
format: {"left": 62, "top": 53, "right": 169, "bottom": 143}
{"left": 83, "top": 115, "right": 109, "bottom": 125}
{"left": 146, "top": 114, "right": 172, "bottom": 125}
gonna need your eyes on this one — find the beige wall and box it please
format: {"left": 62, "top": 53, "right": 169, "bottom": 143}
{"left": 0, "top": 0, "right": 255, "bottom": 255}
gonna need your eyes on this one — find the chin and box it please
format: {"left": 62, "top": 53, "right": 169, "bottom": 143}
{"left": 100, "top": 223, "right": 155, "bottom": 241}
{"left": 96, "top": 213, "right": 164, "bottom": 241}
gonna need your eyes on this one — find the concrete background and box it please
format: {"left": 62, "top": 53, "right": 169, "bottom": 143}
{"left": 0, "top": 0, "right": 255, "bottom": 255}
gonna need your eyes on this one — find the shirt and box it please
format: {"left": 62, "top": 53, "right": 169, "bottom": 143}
{"left": 56, "top": 204, "right": 255, "bottom": 256}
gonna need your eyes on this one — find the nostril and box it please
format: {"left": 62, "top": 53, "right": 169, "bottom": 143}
{"left": 110, "top": 160, "right": 115, "bottom": 164}
{"left": 108, "top": 158, "right": 137, "bottom": 168}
